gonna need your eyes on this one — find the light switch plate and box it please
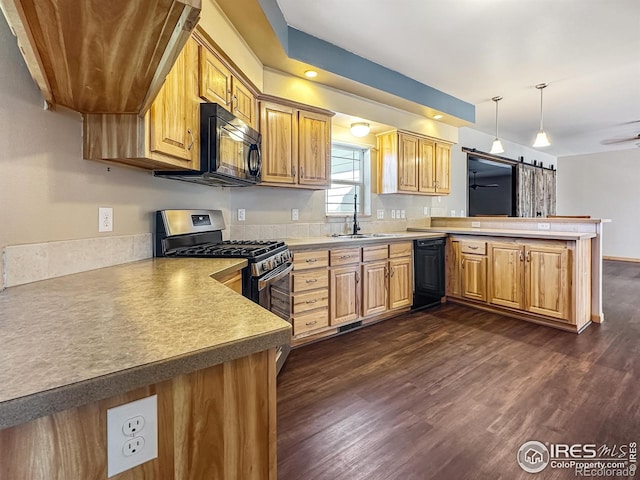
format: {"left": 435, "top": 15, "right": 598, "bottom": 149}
{"left": 395, "top": 209, "right": 401, "bottom": 219}
{"left": 400, "top": 210, "right": 406, "bottom": 219}
{"left": 377, "top": 209, "right": 384, "bottom": 220}
{"left": 391, "top": 210, "right": 396, "bottom": 219}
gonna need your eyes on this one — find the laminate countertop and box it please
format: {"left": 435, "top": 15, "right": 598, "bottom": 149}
{"left": 407, "top": 227, "right": 596, "bottom": 241}
{"left": 0, "top": 258, "right": 291, "bottom": 430}
{"left": 286, "top": 231, "right": 446, "bottom": 250}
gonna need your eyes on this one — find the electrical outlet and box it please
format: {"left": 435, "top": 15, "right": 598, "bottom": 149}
{"left": 395, "top": 209, "right": 401, "bottom": 219}
{"left": 123, "top": 437, "right": 145, "bottom": 457}
{"left": 391, "top": 210, "right": 396, "bottom": 219}
{"left": 291, "top": 208, "right": 299, "bottom": 221}
{"left": 471, "top": 221, "right": 481, "bottom": 228}
{"left": 538, "top": 222, "right": 551, "bottom": 230}
{"left": 107, "top": 395, "right": 158, "bottom": 478}
{"left": 400, "top": 210, "right": 406, "bottom": 219}
{"left": 423, "top": 206, "right": 429, "bottom": 216}
{"left": 237, "top": 208, "right": 245, "bottom": 222}
{"left": 460, "top": 210, "right": 465, "bottom": 217}
{"left": 123, "top": 416, "right": 145, "bottom": 436}
{"left": 377, "top": 209, "right": 384, "bottom": 220}
{"left": 450, "top": 210, "right": 456, "bottom": 217}
{"left": 99, "top": 207, "right": 113, "bottom": 233}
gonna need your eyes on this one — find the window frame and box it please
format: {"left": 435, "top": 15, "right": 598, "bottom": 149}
{"left": 325, "top": 142, "right": 372, "bottom": 218}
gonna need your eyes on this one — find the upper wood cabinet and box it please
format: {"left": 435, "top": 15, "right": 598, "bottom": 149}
{"left": 377, "top": 131, "right": 452, "bottom": 195}
{"left": 198, "top": 44, "right": 257, "bottom": 128}
{"left": 259, "top": 96, "right": 333, "bottom": 189}
{"left": 1, "top": 0, "right": 200, "bottom": 114}
{"left": 83, "top": 36, "right": 201, "bottom": 171}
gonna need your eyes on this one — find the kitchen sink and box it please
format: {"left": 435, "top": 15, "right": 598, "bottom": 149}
{"left": 331, "top": 233, "right": 405, "bottom": 239}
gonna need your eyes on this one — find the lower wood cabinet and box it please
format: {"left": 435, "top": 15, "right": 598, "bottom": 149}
{"left": 447, "top": 235, "right": 588, "bottom": 331}
{"left": 388, "top": 256, "right": 413, "bottom": 309}
{"left": 291, "top": 249, "right": 329, "bottom": 337}
{"left": 329, "top": 264, "right": 360, "bottom": 324}
{"left": 362, "top": 260, "right": 388, "bottom": 317}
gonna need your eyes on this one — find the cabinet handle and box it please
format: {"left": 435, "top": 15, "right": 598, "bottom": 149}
{"left": 355, "top": 272, "right": 360, "bottom": 283}
{"left": 232, "top": 95, "right": 238, "bottom": 109}
{"left": 186, "top": 128, "right": 194, "bottom": 151}
{"left": 384, "top": 266, "right": 389, "bottom": 278}
{"left": 292, "top": 165, "right": 297, "bottom": 177}
{"left": 305, "top": 321, "right": 318, "bottom": 327}
{"left": 305, "top": 299, "right": 317, "bottom": 304}
{"left": 305, "top": 278, "right": 318, "bottom": 284}
{"left": 305, "top": 258, "right": 317, "bottom": 263}
{"left": 461, "top": 258, "right": 465, "bottom": 268}
{"left": 526, "top": 251, "right": 531, "bottom": 262}
{"left": 468, "top": 245, "right": 479, "bottom": 250}
{"left": 339, "top": 255, "right": 351, "bottom": 259}
{"left": 300, "top": 166, "right": 304, "bottom": 178}
{"left": 519, "top": 251, "right": 524, "bottom": 262}
{"left": 390, "top": 267, "right": 395, "bottom": 277}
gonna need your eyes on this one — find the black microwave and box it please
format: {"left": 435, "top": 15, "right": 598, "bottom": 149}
{"left": 154, "top": 103, "right": 261, "bottom": 187}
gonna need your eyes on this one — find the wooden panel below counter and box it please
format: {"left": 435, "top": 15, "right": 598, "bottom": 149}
{"left": 0, "top": 350, "right": 276, "bottom": 480}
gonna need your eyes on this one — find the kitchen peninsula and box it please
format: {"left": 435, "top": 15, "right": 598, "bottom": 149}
{"left": 0, "top": 258, "right": 290, "bottom": 479}
{"left": 409, "top": 216, "right": 608, "bottom": 333}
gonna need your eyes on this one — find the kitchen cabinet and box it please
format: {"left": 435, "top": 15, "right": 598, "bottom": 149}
{"left": 446, "top": 240, "right": 462, "bottom": 297}
{"left": 0, "top": 0, "right": 200, "bottom": 114}
{"left": 291, "top": 249, "right": 329, "bottom": 338}
{"left": 259, "top": 96, "right": 333, "bottom": 189}
{"left": 488, "top": 242, "right": 570, "bottom": 321}
{"left": 461, "top": 254, "right": 487, "bottom": 302}
{"left": 198, "top": 44, "right": 257, "bottom": 128}
{"left": 83, "top": 36, "right": 201, "bottom": 171}
{"left": 377, "top": 130, "right": 452, "bottom": 195}
{"left": 447, "top": 239, "right": 487, "bottom": 302}
{"left": 329, "top": 265, "right": 360, "bottom": 325}
{"left": 388, "top": 242, "right": 413, "bottom": 310}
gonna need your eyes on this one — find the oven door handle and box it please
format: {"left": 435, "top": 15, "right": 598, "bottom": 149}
{"left": 257, "top": 262, "right": 293, "bottom": 291}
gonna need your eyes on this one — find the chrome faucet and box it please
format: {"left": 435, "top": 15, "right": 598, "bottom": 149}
{"left": 352, "top": 193, "right": 360, "bottom": 235}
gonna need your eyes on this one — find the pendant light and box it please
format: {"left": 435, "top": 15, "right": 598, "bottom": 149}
{"left": 490, "top": 96, "right": 504, "bottom": 154}
{"left": 533, "top": 83, "right": 550, "bottom": 147}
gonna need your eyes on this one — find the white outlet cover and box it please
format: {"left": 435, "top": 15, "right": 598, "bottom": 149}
{"left": 400, "top": 210, "right": 406, "bottom": 219}
{"left": 395, "top": 209, "right": 401, "bottom": 219}
{"left": 537, "top": 222, "right": 551, "bottom": 230}
{"left": 107, "top": 395, "right": 158, "bottom": 478}
{"left": 391, "top": 210, "right": 396, "bottom": 219}
{"left": 99, "top": 207, "right": 113, "bottom": 233}
{"left": 460, "top": 210, "right": 465, "bottom": 217}
{"left": 291, "top": 208, "right": 299, "bottom": 221}
{"left": 450, "top": 210, "right": 456, "bottom": 217}
{"left": 238, "top": 208, "right": 245, "bottom": 222}
{"left": 423, "top": 206, "right": 429, "bottom": 216}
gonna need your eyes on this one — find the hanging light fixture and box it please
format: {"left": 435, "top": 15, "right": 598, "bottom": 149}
{"left": 490, "top": 96, "right": 504, "bottom": 154}
{"left": 350, "top": 122, "right": 370, "bottom": 137}
{"left": 533, "top": 83, "right": 550, "bottom": 147}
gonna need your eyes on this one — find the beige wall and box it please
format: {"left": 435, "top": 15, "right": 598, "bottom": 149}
{"left": 557, "top": 149, "right": 639, "bottom": 259}
{"left": 0, "top": 15, "right": 230, "bottom": 289}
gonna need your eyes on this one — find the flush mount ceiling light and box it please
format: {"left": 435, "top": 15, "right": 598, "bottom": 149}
{"left": 304, "top": 70, "right": 318, "bottom": 78}
{"left": 533, "top": 83, "right": 551, "bottom": 148}
{"left": 433, "top": 114, "right": 443, "bottom": 120}
{"left": 490, "top": 95, "right": 504, "bottom": 154}
{"left": 350, "top": 122, "right": 370, "bottom": 137}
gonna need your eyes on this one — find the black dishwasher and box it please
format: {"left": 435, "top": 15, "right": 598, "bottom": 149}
{"left": 413, "top": 238, "right": 446, "bottom": 310}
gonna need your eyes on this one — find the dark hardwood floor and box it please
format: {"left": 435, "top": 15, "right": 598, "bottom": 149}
{"left": 277, "top": 260, "right": 640, "bottom": 480}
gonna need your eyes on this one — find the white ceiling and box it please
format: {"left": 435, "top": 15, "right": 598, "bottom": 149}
{"left": 276, "top": 0, "right": 640, "bottom": 157}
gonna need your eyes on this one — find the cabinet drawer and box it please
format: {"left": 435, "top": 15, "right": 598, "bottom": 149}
{"left": 330, "top": 247, "right": 361, "bottom": 266}
{"left": 461, "top": 241, "right": 486, "bottom": 255}
{"left": 292, "top": 289, "right": 329, "bottom": 314}
{"left": 390, "top": 241, "right": 412, "bottom": 258}
{"left": 293, "top": 250, "right": 329, "bottom": 270}
{"left": 362, "top": 245, "right": 388, "bottom": 262}
{"left": 293, "top": 309, "right": 329, "bottom": 336}
{"left": 292, "top": 269, "right": 328, "bottom": 292}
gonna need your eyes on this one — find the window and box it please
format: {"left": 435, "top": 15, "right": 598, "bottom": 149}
{"left": 325, "top": 144, "right": 371, "bottom": 215}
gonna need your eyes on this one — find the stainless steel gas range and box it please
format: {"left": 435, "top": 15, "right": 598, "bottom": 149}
{"left": 155, "top": 209, "right": 292, "bottom": 374}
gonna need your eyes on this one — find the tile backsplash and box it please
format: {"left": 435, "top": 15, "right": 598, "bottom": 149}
{"left": 3, "top": 234, "right": 152, "bottom": 288}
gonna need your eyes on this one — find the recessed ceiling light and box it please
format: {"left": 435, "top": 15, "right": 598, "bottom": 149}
{"left": 304, "top": 70, "right": 318, "bottom": 78}
{"left": 433, "top": 114, "right": 443, "bottom": 120}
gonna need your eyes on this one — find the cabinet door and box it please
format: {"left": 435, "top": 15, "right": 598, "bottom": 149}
{"left": 525, "top": 245, "right": 571, "bottom": 320}
{"left": 149, "top": 38, "right": 197, "bottom": 165}
{"left": 298, "top": 110, "right": 331, "bottom": 186}
{"left": 198, "top": 45, "right": 231, "bottom": 106}
{"left": 231, "top": 80, "right": 256, "bottom": 128}
{"left": 461, "top": 254, "right": 487, "bottom": 302}
{"left": 435, "top": 143, "right": 451, "bottom": 194}
{"left": 329, "top": 265, "right": 360, "bottom": 325}
{"left": 260, "top": 102, "right": 298, "bottom": 184}
{"left": 389, "top": 257, "right": 413, "bottom": 309}
{"left": 488, "top": 243, "right": 524, "bottom": 309}
{"left": 446, "top": 240, "right": 462, "bottom": 297}
{"left": 418, "top": 138, "right": 436, "bottom": 193}
{"left": 397, "top": 133, "right": 419, "bottom": 192}
{"left": 362, "top": 261, "right": 388, "bottom": 317}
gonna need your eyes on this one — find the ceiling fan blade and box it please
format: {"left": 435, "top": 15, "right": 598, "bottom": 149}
{"left": 601, "top": 133, "right": 640, "bottom": 145}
